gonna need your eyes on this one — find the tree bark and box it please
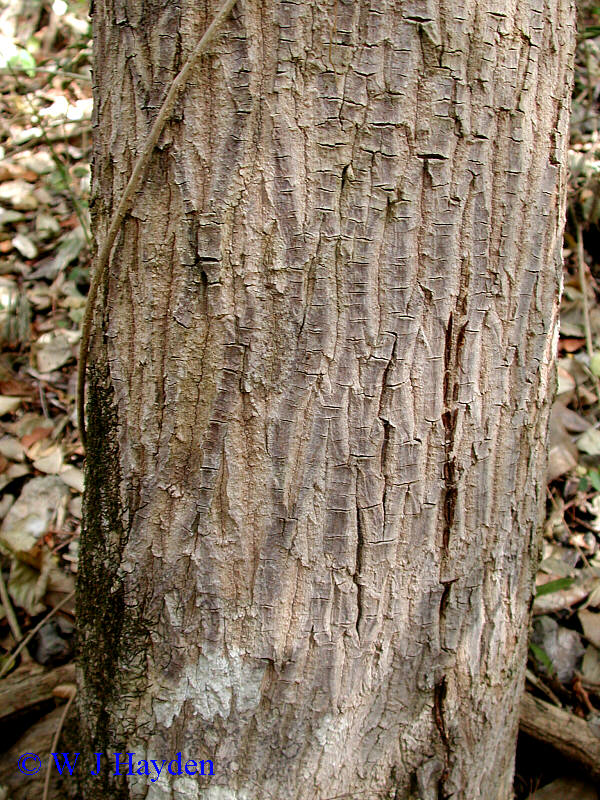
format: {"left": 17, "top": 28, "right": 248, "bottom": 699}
{"left": 78, "top": 1, "right": 575, "bottom": 798}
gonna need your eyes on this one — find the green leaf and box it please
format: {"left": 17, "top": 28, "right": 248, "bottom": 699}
{"left": 6, "top": 48, "right": 36, "bottom": 77}
{"left": 579, "top": 25, "right": 600, "bottom": 39}
{"left": 590, "top": 353, "right": 600, "bottom": 377}
{"left": 589, "top": 469, "right": 600, "bottom": 492}
{"left": 529, "top": 642, "right": 556, "bottom": 675}
{"left": 536, "top": 577, "right": 575, "bottom": 597}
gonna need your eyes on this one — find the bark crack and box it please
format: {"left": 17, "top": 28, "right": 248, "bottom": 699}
{"left": 354, "top": 499, "right": 364, "bottom": 641}
{"left": 433, "top": 676, "right": 452, "bottom": 800}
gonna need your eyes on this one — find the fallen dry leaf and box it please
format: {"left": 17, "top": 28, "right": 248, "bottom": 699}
{"left": 0, "top": 396, "right": 22, "bottom": 415}
{"left": 0, "top": 179, "right": 38, "bottom": 210}
{"left": 21, "top": 426, "right": 53, "bottom": 450}
{"left": 0, "top": 161, "right": 38, "bottom": 183}
{"left": 0, "top": 379, "right": 35, "bottom": 396}
{"left": 559, "top": 337, "right": 587, "bottom": 353}
{"left": 557, "top": 365, "right": 577, "bottom": 397}
{"left": 0, "top": 463, "right": 30, "bottom": 493}
{"left": 34, "top": 329, "right": 80, "bottom": 373}
{"left": 32, "top": 445, "right": 63, "bottom": 475}
{"left": 12, "top": 233, "right": 37, "bottom": 259}
{"left": 577, "top": 428, "right": 600, "bottom": 456}
{"left": 0, "top": 436, "right": 25, "bottom": 462}
{"left": 0, "top": 476, "right": 69, "bottom": 554}
{"left": 59, "top": 466, "right": 83, "bottom": 493}
{"left": 582, "top": 645, "right": 600, "bottom": 683}
{"left": 580, "top": 608, "right": 600, "bottom": 649}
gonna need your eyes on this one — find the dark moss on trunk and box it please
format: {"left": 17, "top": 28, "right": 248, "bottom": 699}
{"left": 76, "top": 346, "right": 146, "bottom": 800}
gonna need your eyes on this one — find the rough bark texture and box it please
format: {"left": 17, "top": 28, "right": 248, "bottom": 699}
{"left": 78, "top": 1, "right": 575, "bottom": 798}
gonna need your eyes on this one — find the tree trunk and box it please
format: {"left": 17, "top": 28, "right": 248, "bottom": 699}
{"left": 78, "top": 1, "right": 575, "bottom": 798}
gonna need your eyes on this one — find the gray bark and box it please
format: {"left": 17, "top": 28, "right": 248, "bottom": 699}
{"left": 78, "top": 0, "right": 576, "bottom": 798}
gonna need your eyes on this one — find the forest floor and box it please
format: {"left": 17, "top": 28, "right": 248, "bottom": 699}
{"left": 0, "top": 2, "right": 599, "bottom": 800}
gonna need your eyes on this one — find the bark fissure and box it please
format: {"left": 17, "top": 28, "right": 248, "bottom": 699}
{"left": 354, "top": 498, "right": 365, "bottom": 641}
{"left": 433, "top": 677, "right": 451, "bottom": 800}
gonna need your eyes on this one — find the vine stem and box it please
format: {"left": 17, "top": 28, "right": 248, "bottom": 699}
{"left": 77, "top": 0, "right": 238, "bottom": 448}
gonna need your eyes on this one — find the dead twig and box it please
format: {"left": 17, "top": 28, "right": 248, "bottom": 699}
{"left": 42, "top": 685, "right": 76, "bottom": 800}
{"left": 0, "top": 563, "right": 31, "bottom": 663}
{"left": 520, "top": 691, "right": 600, "bottom": 781}
{"left": 0, "top": 590, "right": 75, "bottom": 679}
